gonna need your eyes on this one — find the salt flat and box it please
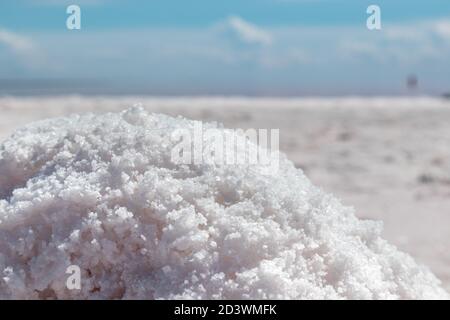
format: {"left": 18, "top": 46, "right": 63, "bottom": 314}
{"left": 1, "top": 96, "right": 449, "bottom": 292}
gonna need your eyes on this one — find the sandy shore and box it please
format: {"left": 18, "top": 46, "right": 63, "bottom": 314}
{"left": 1, "top": 95, "right": 449, "bottom": 292}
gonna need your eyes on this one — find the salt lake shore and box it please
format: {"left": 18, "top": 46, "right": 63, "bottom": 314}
{"left": 0, "top": 97, "right": 449, "bottom": 299}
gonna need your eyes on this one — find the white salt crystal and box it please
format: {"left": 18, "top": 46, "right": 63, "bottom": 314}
{"left": 0, "top": 107, "right": 448, "bottom": 299}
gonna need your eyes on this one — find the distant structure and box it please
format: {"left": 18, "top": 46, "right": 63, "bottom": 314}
{"left": 406, "top": 74, "right": 418, "bottom": 91}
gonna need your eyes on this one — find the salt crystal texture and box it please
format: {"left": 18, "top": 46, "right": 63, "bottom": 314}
{"left": 0, "top": 107, "right": 448, "bottom": 300}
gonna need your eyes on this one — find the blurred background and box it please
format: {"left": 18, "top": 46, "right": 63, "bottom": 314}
{"left": 0, "top": 0, "right": 449, "bottom": 291}
{"left": 1, "top": 0, "right": 450, "bottom": 96}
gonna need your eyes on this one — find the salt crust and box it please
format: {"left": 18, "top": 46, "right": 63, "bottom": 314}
{"left": 0, "top": 107, "right": 448, "bottom": 299}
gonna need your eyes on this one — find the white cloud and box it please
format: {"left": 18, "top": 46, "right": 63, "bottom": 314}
{"left": 432, "top": 20, "right": 450, "bottom": 39}
{"left": 384, "top": 19, "right": 450, "bottom": 43}
{"left": 0, "top": 28, "right": 46, "bottom": 70}
{"left": 226, "top": 16, "right": 273, "bottom": 46}
{"left": 0, "top": 29, "right": 34, "bottom": 53}
{"left": 311, "top": 18, "right": 450, "bottom": 66}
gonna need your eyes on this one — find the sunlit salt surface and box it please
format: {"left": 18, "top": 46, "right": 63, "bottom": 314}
{"left": 0, "top": 107, "right": 448, "bottom": 299}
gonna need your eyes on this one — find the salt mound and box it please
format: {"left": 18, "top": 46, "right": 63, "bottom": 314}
{"left": 0, "top": 107, "right": 448, "bottom": 300}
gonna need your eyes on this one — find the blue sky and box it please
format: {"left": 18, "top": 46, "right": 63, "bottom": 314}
{"left": 0, "top": 0, "right": 449, "bottom": 95}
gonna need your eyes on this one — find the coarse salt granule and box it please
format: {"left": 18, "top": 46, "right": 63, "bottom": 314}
{"left": 0, "top": 107, "right": 448, "bottom": 299}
